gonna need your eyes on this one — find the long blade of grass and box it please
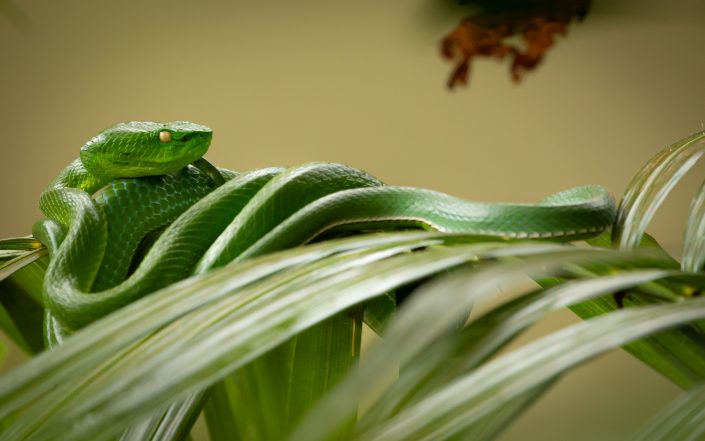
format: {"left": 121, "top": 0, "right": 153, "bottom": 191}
{"left": 362, "top": 293, "right": 396, "bottom": 334}
{"left": 204, "top": 379, "right": 239, "bottom": 440}
{"left": 119, "top": 408, "right": 176, "bottom": 441}
{"left": 555, "top": 233, "right": 705, "bottom": 388}
{"left": 0, "top": 233, "right": 513, "bottom": 440}
{"left": 205, "top": 310, "right": 362, "bottom": 441}
{"left": 0, "top": 237, "right": 43, "bottom": 251}
{"left": 0, "top": 233, "right": 681, "bottom": 441}
{"left": 632, "top": 381, "right": 705, "bottom": 441}
{"left": 0, "top": 232, "right": 439, "bottom": 418}
{"left": 0, "top": 254, "right": 47, "bottom": 305}
{"left": 0, "top": 248, "right": 47, "bottom": 282}
{"left": 0, "top": 256, "right": 47, "bottom": 354}
{"left": 368, "top": 270, "right": 697, "bottom": 441}
{"left": 119, "top": 392, "right": 207, "bottom": 441}
{"left": 571, "top": 293, "right": 705, "bottom": 389}
{"left": 0, "top": 303, "right": 33, "bottom": 355}
{"left": 613, "top": 130, "right": 705, "bottom": 250}
{"left": 564, "top": 254, "right": 705, "bottom": 388}
{"left": 455, "top": 379, "right": 557, "bottom": 441}
{"left": 128, "top": 307, "right": 360, "bottom": 441}
{"left": 682, "top": 178, "right": 705, "bottom": 272}
{"left": 0, "top": 237, "right": 43, "bottom": 263}
{"left": 23, "top": 243, "right": 504, "bottom": 441}
{"left": 0, "top": 338, "right": 6, "bottom": 369}
{"left": 359, "top": 270, "right": 674, "bottom": 429}
{"left": 354, "top": 297, "right": 705, "bottom": 441}
{"left": 292, "top": 257, "right": 672, "bottom": 441}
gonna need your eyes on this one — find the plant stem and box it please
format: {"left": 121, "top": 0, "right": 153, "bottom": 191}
{"left": 204, "top": 308, "right": 363, "bottom": 440}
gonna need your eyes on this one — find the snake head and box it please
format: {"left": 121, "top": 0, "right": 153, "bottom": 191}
{"left": 79, "top": 121, "right": 213, "bottom": 179}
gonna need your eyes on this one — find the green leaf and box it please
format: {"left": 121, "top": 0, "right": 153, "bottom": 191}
{"left": 613, "top": 130, "right": 705, "bottom": 250}
{"left": 0, "top": 232, "right": 495, "bottom": 440}
{"left": 360, "top": 270, "right": 675, "bottom": 430}
{"left": 283, "top": 312, "right": 362, "bottom": 437}
{"left": 569, "top": 232, "right": 705, "bottom": 387}
{"left": 0, "top": 337, "right": 7, "bottom": 370}
{"left": 0, "top": 237, "right": 43, "bottom": 252}
{"left": 0, "top": 237, "right": 45, "bottom": 271}
{"left": 0, "top": 254, "right": 47, "bottom": 305}
{"left": 392, "top": 270, "right": 697, "bottom": 440}
{"left": 0, "top": 304, "right": 32, "bottom": 356}
{"left": 682, "top": 178, "right": 705, "bottom": 272}
{"left": 292, "top": 254, "right": 676, "bottom": 441}
{"left": 0, "top": 233, "right": 429, "bottom": 414}
{"left": 205, "top": 311, "right": 362, "bottom": 441}
{"left": 362, "top": 293, "right": 396, "bottom": 334}
{"left": 0, "top": 227, "right": 695, "bottom": 441}
{"left": 0, "top": 256, "right": 47, "bottom": 354}
{"left": 570, "top": 293, "right": 705, "bottom": 389}
{"left": 564, "top": 265, "right": 705, "bottom": 388}
{"left": 204, "top": 381, "right": 239, "bottom": 441}
{"left": 119, "top": 393, "right": 207, "bottom": 441}
{"left": 453, "top": 380, "right": 557, "bottom": 441}
{"left": 0, "top": 248, "right": 48, "bottom": 282}
{"left": 0, "top": 250, "right": 28, "bottom": 261}
{"left": 353, "top": 295, "right": 705, "bottom": 441}
{"left": 632, "top": 381, "right": 705, "bottom": 441}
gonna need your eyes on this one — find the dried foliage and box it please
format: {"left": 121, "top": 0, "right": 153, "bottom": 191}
{"left": 441, "top": 0, "right": 591, "bottom": 88}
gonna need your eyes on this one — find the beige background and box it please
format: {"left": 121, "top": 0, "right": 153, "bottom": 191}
{"left": 1, "top": 0, "right": 705, "bottom": 439}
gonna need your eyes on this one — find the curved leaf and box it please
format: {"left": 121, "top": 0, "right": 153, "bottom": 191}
{"left": 0, "top": 233, "right": 534, "bottom": 440}
{"left": 358, "top": 270, "right": 674, "bottom": 430}
{"left": 632, "top": 381, "right": 705, "bottom": 441}
{"left": 682, "top": 178, "right": 705, "bottom": 272}
{"left": 0, "top": 237, "right": 43, "bottom": 252}
{"left": 0, "top": 248, "right": 48, "bottom": 282}
{"left": 613, "top": 131, "right": 705, "bottom": 250}
{"left": 354, "top": 296, "right": 705, "bottom": 441}
{"left": 292, "top": 257, "right": 675, "bottom": 441}
{"left": 119, "top": 393, "right": 206, "bottom": 441}
{"left": 454, "top": 380, "right": 557, "bottom": 441}
{"left": 0, "top": 232, "right": 440, "bottom": 420}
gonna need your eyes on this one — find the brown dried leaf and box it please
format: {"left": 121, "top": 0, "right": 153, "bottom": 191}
{"left": 441, "top": 1, "right": 590, "bottom": 89}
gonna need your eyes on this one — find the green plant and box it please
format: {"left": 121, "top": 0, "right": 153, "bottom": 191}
{"left": 0, "top": 130, "right": 704, "bottom": 441}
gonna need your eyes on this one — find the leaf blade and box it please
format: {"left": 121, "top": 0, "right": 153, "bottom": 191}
{"left": 613, "top": 130, "right": 705, "bottom": 250}
{"left": 356, "top": 297, "right": 705, "bottom": 441}
{"left": 682, "top": 178, "right": 705, "bottom": 272}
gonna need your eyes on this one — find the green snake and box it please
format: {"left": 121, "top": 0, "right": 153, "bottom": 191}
{"left": 34, "top": 121, "right": 616, "bottom": 344}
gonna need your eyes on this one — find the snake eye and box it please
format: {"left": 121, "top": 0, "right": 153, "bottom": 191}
{"left": 159, "top": 131, "right": 172, "bottom": 142}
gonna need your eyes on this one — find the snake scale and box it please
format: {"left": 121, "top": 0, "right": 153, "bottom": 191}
{"left": 33, "top": 121, "right": 616, "bottom": 344}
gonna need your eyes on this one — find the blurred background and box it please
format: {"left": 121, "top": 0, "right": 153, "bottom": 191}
{"left": 1, "top": 0, "right": 704, "bottom": 439}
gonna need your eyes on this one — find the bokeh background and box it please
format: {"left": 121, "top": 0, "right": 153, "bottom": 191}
{"left": 1, "top": 0, "right": 704, "bottom": 439}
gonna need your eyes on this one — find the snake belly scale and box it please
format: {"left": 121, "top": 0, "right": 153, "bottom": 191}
{"left": 34, "top": 121, "right": 616, "bottom": 342}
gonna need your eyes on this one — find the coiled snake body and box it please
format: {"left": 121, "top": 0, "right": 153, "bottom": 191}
{"left": 34, "top": 121, "right": 616, "bottom": 344}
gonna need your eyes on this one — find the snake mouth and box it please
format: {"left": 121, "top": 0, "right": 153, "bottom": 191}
{"left": 90, "top": 154, "right": 208, "bottom": 179}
